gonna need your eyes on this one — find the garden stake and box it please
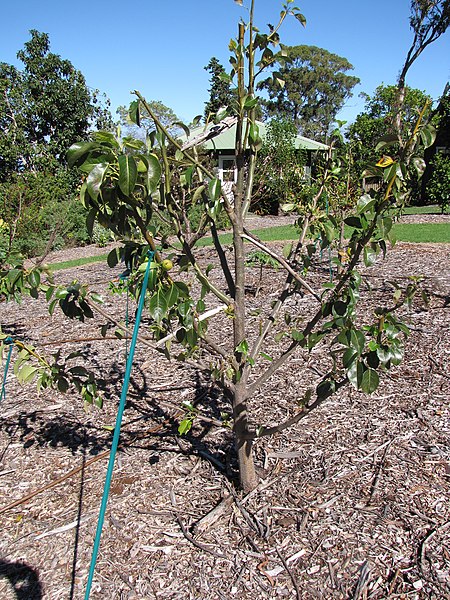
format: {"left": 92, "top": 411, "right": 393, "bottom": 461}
{"left": 119, "top": 270, "right": 130, "bottom": 360}
{"left": 84, "top": 251, "right": 154, "bottom": 600}
{"left": 1, "top": 337, "right": 14, "bottom": 403}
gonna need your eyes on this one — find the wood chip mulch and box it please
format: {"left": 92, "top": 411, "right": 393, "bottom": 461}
{"left": 0, "top": 218, "right": 449, "bottom": 599}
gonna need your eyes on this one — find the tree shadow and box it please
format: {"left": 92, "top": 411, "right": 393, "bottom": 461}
{"left": 0, "top": 560, "right": 43, "bottom": 600}
{"left": 126, "top": 371, "right": 238, "bottom": 480}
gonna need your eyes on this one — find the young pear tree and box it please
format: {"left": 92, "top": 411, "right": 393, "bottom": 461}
{"left": 0, "top": 0, "right": 438, "bottom": 492}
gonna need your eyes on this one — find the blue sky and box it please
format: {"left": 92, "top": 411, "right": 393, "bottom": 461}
{"left": 1, "top": 0, "right": 449, "bottom": 127}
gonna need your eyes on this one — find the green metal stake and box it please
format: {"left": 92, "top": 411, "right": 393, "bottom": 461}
{"left": 84, "top": 252, "right": 154, "bottom": 600}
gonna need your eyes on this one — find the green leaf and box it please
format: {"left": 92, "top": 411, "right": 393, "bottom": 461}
{"left": 343, "top": 348, "right": 358, "bottom": 369}
{"left": 357, "top": 193, "right": 376, "bottom": 215}
{"left": 347, "top": 360, "right": 364, "bottom": 389}
{"left": 67, "top": 141, "right": 99, "bottom": 168}
{"left": 293, "top": 11, "right": 307, "bottom": 26}
{"left": 178, "top": 418, "right": 193, "bottom": 435}
{"left": 316, "top": 379, "right": 335, "bottom": 399}
{"left": 363, "top": 246, "right": 377, "bottom": 267}
{"left": 236, "top": 339, "right": 249, "bottom": 354}
{"left": 165, "top": 284, "right": 179, "bottom": 308}
{"left": 412, "top": 156, "right": 426, "bottom": 177}
{"left": 148, "top": 289, "right": 168, "bottom": 324}
{"left": 244, "top": 96, "right": 259, "bottom": 110}
{"left": 345, "top": 216, "right": 362, "bottom": 229}
{"left": 118, "top": 155, "right": 138, "bottom": 197}
{"left": 107, "top": 247, "right": 121, "bottom": 268}
{"left": 248, "top": 122, "right": 261, "bottom": 146}
{"left": 128, "top": 100, "right": 140, "bottom": 126}
{"left": 86, "top": 163, "right": 108, "bottom": 200}
{"left": 360, "top": 368, "right": 379, "bottom": 394}
{"left": 143, "top": 153, "right": 162, "bottom": 195}
{"left": 350, "top": 328, "right": 366, "bottom": 355}
{"left": 28, "top": 270, "right": 40, "bottom": 289}
{"left": 17, "top": 364, "right": 38, "bottom": 384}
{"left": 208, "top": 178, "right": 221, "bottom": 202}
{"left": 93, "top": 131, "right": 120, "bottom": 148}
{"left": 375, "top": 134, "right": 398, "bottom": 152}
{"left": 420, "top": 124, "right": 436, "bottom": 149}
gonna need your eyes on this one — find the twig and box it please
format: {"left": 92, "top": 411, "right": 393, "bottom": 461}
{"left": 352, "top": 560, "right": 371, "bottom": 600}
{"left": 241, "top": 231, "right": 321, "bottom": 301}
{"left": 191, "top": 494, "right": 234, "bottom": 535}
{"left": 367, "top": 441, "right": 393, "bottom": 506}
{"left": 223, "top": 479, "right": 268, "bottom": 538}
{"left": 276, "top": 548, "right": 301, "bottom": 600}
{"left": 169, "top": 488, "right": 224, "bottom": 559}
{"left": 0, "top": 448, "right": 112, "bottom": 515}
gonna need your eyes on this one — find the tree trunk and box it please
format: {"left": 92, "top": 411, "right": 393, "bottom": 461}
{"left": 232, "top": 381, "right": 258, "bottom": 492}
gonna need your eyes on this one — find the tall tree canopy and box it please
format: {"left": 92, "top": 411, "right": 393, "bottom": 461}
{"left": 347, "top": 84, "right": 433, "bottom": 175}
{"left": 257, "top": 45, "right": 360, "bottom": 141}
{"left": 0, "top": 30, "right": 111, "bottom": 180}
{"left": 204, "top": 57, "right": 236, "bottom": 119}
{"left": 394, "top": 1, "right": 450, "bottom": 132}
{"left": 117, "top": 100, "right": 181, "bottom": 138}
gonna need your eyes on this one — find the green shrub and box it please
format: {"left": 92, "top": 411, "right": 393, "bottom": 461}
{"left": 425, "top": 152, "right": 450, "bottom": 212}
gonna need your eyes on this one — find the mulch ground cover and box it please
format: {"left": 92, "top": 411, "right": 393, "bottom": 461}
{"left": 0, "top": 217, "right": 449, "bottom": 599}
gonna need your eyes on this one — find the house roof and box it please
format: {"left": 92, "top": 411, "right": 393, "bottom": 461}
{"left": 181, "top": 119, "right": 329, "bottom": 152}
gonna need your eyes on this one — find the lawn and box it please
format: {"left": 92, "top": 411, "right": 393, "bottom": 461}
{"left": 49, "top": 213, "right": 449, "bottom": 271}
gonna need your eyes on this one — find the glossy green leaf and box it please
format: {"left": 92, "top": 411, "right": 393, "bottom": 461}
{"left": 165, "top": 284, "right": 179, "bottom": 308}
{"left": 293, "top": 11, "right": 307, "bottom": 26}
{"left": 118, "top": 155, "right": 138, "bottom": 197}
{"left": 347, "top": 360, "right": 364, "bottom": 389}
{"left": 128, "top": 100, "right": 140, "bottom": 126}
{"left": 375, "top": 134, "right": 398, "bottom": 152}
{"left": 178, "top": 418, "right": 193, "bottom": 435}
{"left": 107, "top": 247, "right": 121, "bottom": 268}
{"left": 208, "top": 178, "right": 222, "bottom": 202}
{"left": 420, "top": 124, "right": 436, "bottom": 149}
{"left": 316, "top": 379, "right": 335, "bottom": 399}
{"left": 345, "top": 216, "right": 362, "bottom": 229}
{"left": 93, "top": 131, "right": 120, "bottom": 148}
{"left": 412, "top": 156, "right": 426, "bottom": 177}
{"left": 360, "top": 368, "right": 379, "bottom": 394}
{"left": 148, "top": 289, "right": 168, "bottom": 324}
{"left": 86, "top": 163, "right": 108, "bottom": 200}
{"left": 67, "top": 141, "right": 99, "bottom": 167}
{"left": 142, "top": 154, "right": 161, "bottom": 195}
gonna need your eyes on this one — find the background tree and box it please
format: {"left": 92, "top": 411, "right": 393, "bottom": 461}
{"left": 422, "top": 83, "right": 450, "bottom": 208}
{"left": 0, "top": 30, "right": 113, "bottom": 256}
{"left": 396, "top": 0, "right": 450, "bottom": 132}
{"left": 204, "top": 57, "right": 237, "bottom": 120}
{"left": 117, "top": 99, "right": 181, "bottom": 139}
{"left": 347, "top": 84, "right": 433, "bottom": 176}
{"left": 0, "top": 30, "right": 112, "bottom": 178}
{"left": 257, "top": 45, "right": 360, "bottom": 141}
{"left": 252, "top": 118, "right": 307, "bottom": 214}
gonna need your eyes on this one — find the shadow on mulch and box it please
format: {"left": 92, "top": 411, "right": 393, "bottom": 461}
{"left": 0, "top": 560, "right": 43, "bottom": 600}
{"left": 1, "top": 370, "right": 238, "bottom": 479}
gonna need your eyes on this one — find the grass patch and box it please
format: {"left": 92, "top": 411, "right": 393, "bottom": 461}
{"left": 49, "top": 253, "right": 108, "bottom": 271}
{"left": 402, "top": 204, "right": 449, "bottom": 215}
{"left": 49, "top": 220, "right": 449, "bottom": 271}
{"left": 391, "top": 223, "right": 450, "bottom": 243}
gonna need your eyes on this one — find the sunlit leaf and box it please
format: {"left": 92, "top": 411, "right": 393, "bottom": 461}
{"left": 86, "top": 163, "right": 108, "bottom": 200}
{"left": 118, "top": 155, "right": 138, "bottom": 197}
